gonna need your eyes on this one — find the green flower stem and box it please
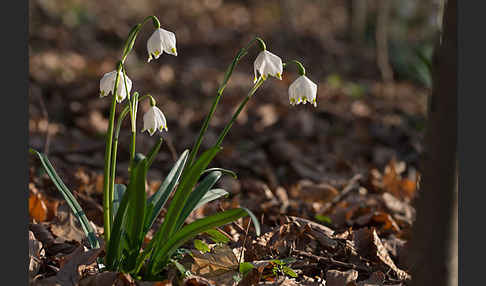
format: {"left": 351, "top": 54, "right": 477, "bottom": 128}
{"left": 121, "top": 66, "right": 137, "bottom": 164}
{"left": 107, "top": 94, "right": 150, "bottom": 227}
{"left": 214, "top": 77, "right": 265, "bottom": 147}
{"left": 186, "top": 37, "right": 266, "bottom": 167}
{"left": 121, "top": 16, "right": 160, "bottom": 63}
{"left": 283, "top": 60, "right": 306, "bottom": 76}
{"left": 103, "top": 62, "right": 123, "bottom": 244}
{"left": 114, "top": 94, "right": 150, "bottom": 138}
{"left": 130, "top": 131, "right": 136, "bottom": 161}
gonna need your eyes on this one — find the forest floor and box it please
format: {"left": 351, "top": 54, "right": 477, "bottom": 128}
{"left": 29, "top": 1, "right": 430, "bottom": 285}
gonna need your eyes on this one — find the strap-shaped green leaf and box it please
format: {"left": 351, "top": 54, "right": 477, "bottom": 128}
{"left": 123, "top": 154, "right": 148, "bottom": 271}
{"left": 149, "top": 208, "right": 248, "bottom": 275}
{"left": 144, "top": 149, "right": 189, "bottom": 233}
{"left": 194, "top": 188, "right": 229, "bottom": 211}
{"left": 105, "top": 187, "right": 129, "bottom": 269}
{"left": 147, "top": 147, "right": 220, "bottom": 272}
{"left": 175, "top": 171, "right": 222, "bottom": 230}
{"left": 205, "top": 228, "right": 230, "bottom": 244}
{"left": 241, "top": 207, "right": 260, "bottom": 236}
{"left": 29, "top": 149, "right": 99, "bottom": 249}
{"left": 201, "top": 168, "right": 237, "bottom": 179}
{"left": 113, "top": 184, "right": 126, "bottom": 217}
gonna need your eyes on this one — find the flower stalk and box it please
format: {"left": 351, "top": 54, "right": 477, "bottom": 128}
{"left": 102, "top": 61, "right": 123, "bottom": 243}
{"left": 122, "top": 16, "right": 161, "bottom": 63}
{"left": 215, "top": 77, "right": 265, "bottom": 147}
{"left": 186, "top": 37, "right": 266, "bottom": 167}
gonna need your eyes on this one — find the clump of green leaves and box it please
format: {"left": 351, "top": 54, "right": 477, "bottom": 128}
{"left": 269, "top": 259, "right": 298, "bottom": 278}
{"left": 30, "top": 13, "right": 317, "bottom": 281}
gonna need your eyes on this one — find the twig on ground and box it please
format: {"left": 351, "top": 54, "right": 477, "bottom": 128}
{"left": 292, "top": 249, "right": 370, "bottom": 272}
{"left": 238, "top": 219, "right": 252, "bottom": 267}
{"left": 321, "top": 174, "right": 362, "bottom": 213}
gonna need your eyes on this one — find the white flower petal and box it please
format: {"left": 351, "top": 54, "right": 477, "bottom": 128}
{"left": 142, "top": 106, "right": 168, "bottom": 135}
{"left": 253, "top": 50, "right": 283, "bottom": 81}
{"left": 100, "top": 71, "right": 116, "bottom": 97}
{"left": 153, "top": 107, "right": 168, "bottom": 131}
{"left": 160, "top": 29, "right": 177, "bottom": 56}
{"left": 288, "top": 75, "right": 317, "bottom": 107}
{"left": 147, "top": 28, "right": 177, "bottom": 62}
{"left": 100, "top": 70, "right": 133, "bottom": 103}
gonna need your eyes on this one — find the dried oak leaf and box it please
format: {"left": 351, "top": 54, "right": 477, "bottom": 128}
{"left": 352, "top": 228, "right": 410, "bottom": 281}
{"left": 50, "top": 204, "right": 87, "bottom": 243}
{"left": 29, "top": 184, "right": 59, "bottom": 222}
{"left": 293, "top": 180, "right": 339, "bottom": 204}
{"left": 79, "top": 272, "right": 136, "bottom": 286}
{"left": 55, "top": 246, "right": 103, "bottom": 286}
{"left": 267, "top": 216, "right": 336, "bottom": 256}
{"left": 326, "top": 269, "right": 358, "bottom": 286}
{"left": 190, "top": 244, "right": 239, "bottom": 280}
{"left": 29, "top": 231, "right": 44, "bottom": 282}
{"left": 354, "top": 211, "right": 401, "bottom": 234}
{"left": 371, "top": 160, "right": 418, "bottom": 201}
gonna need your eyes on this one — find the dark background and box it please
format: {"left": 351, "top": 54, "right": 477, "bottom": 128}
{"left": 29, "top": 0, "right": 438, "bottom": 187}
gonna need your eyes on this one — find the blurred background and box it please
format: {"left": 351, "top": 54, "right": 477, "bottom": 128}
{"left": 29, "top": 0, "right": 441, "bottom": 226}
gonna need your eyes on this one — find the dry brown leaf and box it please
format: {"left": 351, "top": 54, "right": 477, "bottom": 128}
{"left": 293, "top": 180, "right": 339, "bottom": 204}
{"left": 354, "top": 211, "right": 400, "bottom": 233}
{"left": 191, "top": 244, "right": 239, "bottom": 278}
{"left": 183, "top": 275, "right": 213, "bottom": 286}
{"left": 29, "top": 231, "right": 44, "bottom": 282}
{"left": 29, "top": 182, "right": 60, "bottom": 222}
{"left": 237, "top": 265, "right": 266, "bottom": 286}
{"left": 356, "top": 271, "right": 385, "bottom": 286}
{"left": 352, "top": 228, "right": 410, "bottom": 281}
{"left": 79, "top": 272, "right": 137, "bottom": 286}
{"left": 326, "top": 269, "right": 358, "bottom": 286}
{"left": 266, "top": 216, "right": 337, "bottom": 257}
{"left": 380, "top": 193, "right": 415, "bottom": 221}
{"left": 29, "top": 191, "right": 48, "bottom": 222}
{"left": 380, "top": 160, "right": 417, "bottom": 201}
{"left": 56, "top": 246, "right": 103, "bottom": 286}
{"left": 286, "top": 216, "right": 334, "bottom": 236}
{"left": 50, "top": 204, "right": 87, "bottom": 243}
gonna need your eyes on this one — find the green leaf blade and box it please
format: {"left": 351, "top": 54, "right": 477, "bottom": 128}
{"left": 29, "top": 149, "right": 99, "bottom": 249}
{"left": 149, "top": 207, "right": 247, "bottom": 276}
{"left": 144, "top": 150, "right": 189, "bottom": 233}
{"left": 151, "top": 147, "right": 221, "bottom": 257}
{"left": 175, "top": 171, "right": 223, "bottom": 230}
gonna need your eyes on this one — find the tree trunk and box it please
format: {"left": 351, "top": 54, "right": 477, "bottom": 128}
{"left": 349, "top": 0, "right": 367, "bottom": 45}
{"left": 375, "top": 0, "right": 393, "bottom": 83}
{"left": 408, "top": 0, "right": 457, "bottom": 285}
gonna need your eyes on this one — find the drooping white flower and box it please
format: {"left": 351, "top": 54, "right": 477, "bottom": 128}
{"left": 147, "top": 28, "right": 177, "bottom": 62}
{"left": 253, "top": 50, "right": 283, "bottom": 83}
{"left": 142, "top": 106, "right": 168, "bottom": 136}
{"left": 288, "top": 75, "right": 318, "bottom": 107}
{"left": 99, "top": 70, "right": 133, "bottom": 103}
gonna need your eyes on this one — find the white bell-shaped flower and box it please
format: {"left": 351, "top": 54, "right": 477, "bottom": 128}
{"left": 142, "top": 106, "right": 168, "bottom": 136}
{"left": 147, "top": 28, "right": 177, "bottom": 62}
{"left": 99, "top": 70, "right": 133, "bottom": 103}
{"left": 288, "top": 75, "right": 318, "bottom": 107}
{"left": 253, "top": 50, "right": 283, "bottom": 83}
